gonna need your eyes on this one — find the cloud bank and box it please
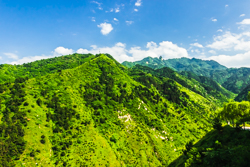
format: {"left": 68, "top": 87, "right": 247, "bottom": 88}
{"left": 77, "top": 41, "right": 189, "bottom": 62}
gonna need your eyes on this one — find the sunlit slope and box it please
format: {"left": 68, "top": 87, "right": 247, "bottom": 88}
{"left": 0, "top": 53, "right": 96, "bottom": 84}
{"left": 122, "top": 56, "right": 250, "bottom": 94}
{"left": 129, "top": 65, "right": 234, "bottom": 106}
{"left": 0, "top": 55, "right": 217, "bottom": 166}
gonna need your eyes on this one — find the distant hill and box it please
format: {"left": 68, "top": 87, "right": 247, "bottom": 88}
{"left": 122, "top": 57, "right": 227, "bottom": 73}
{"left": 129, "top": 65, "right": 235, "bottom": 106}
{"left": 122, "top": 57, "right": 250, "bottom": 94}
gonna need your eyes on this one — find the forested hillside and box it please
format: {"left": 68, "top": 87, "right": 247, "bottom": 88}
{"left": 0, "top": 54, "right": 226, "bottom": 166}
{"left": 122, "top": 57, "right": 250, "bottom": 94}
{"left": 235, "top": 84, "right": 250, "bottom": 102}
{"left": 170, "top": 97, "right": 250, "bottom": 167}
{"left": 122, "top": 57, "right": 227, "bottom": 72}
{"left": 128, "top": 65, "right": 234, "bottom": 106}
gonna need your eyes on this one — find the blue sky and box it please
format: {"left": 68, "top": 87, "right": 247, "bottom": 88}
{"left": 1, "top": 0, "right": 250, "bottom": 67}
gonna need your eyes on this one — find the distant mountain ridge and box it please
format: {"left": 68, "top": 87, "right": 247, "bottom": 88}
{"left": 123, "top": 57, "right": 227, "bottom": 73}
{"left": 129, "top": 65, "right": 235, "bottom": 105}
{"left": 122, "top": 57, "right": 250, "bottom": 94}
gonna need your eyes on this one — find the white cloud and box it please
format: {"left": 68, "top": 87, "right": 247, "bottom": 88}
{"left": 212, "top": 18, "right": 217, "bottom": 22}
{"left": 240, "top": 14, "right": 245, "bottom": 17}
{"left": 91, "top": 17, "right": 96, "bottom": 22}
{"left": 206, "top": 31, "right": 239, "bottom": 50}
{"left": 114, "top": 18, "right": 118, "bottom": 21}
{"left": 207, "top": 51, "right": 250, "bottom": 68}
{"left": 115, "top": 7, "right": 120, "bottom": 13}
{"left": 217, "top": 29, "right": 223, "bottom": 32}
{"left": 225, "top": 4, "right": 228, "bottom": 7}
{"left": 208, "top": 50, "right": 216, "bottom": 54}
{"left": 110, "top": 8, "right": 114, "bottom": 12}
{"left": 3, "top": 53, "right": 18, "bottom": 59}
{"left": 92, "top": 1, "right": 102, "bottom": 10}
{"left": 129, "top": 41, "right": 189, "bottom": 61}
{"left": 97, "top": 22, "right": 113, "bottom": 35}
{"left": 190, "top": 43, "right": 204, "bottom": 48}
{"left": 194, "top": 49, "right": 200, "bottom": 53}
{"left": 135, "top": 0, "right": 142, "bottom": 6}
{"left": 134, "top": 9, "right": 138, "bottom": 12}
{"left": 237, "top": 19, "right": 250, "bottom": 25}
{"left": 92, "top": 1, "right": 101, "bottom": 6}
{"left": 76, "top": 41, "right": 188, "bottom": 63}
{"left": 126, "top": 21, "right": 134, "bottom": 25}
{"left": 207, "top": 31, "right": 250, "bottom": 51}
{"left": 54, "top": 47, "right": 74, "bottom": 55}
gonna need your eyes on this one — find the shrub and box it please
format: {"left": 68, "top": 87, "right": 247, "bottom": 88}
{"left": 23, "top": 102, "right": 29, "bottom": 106}
{"left": 36, "top": 98, "right": 42, "bottom": 106}
{"left": 40, "top": 139, "right": 45, "bottom": 144}
{"left": 61, "top": 152, "right": 65, "bottom": 156}
{"left": 213, "top": 118, "right": 223, "bottom": 131}
{"left": 30, "top": 151, "right": 35, "bottom": 157}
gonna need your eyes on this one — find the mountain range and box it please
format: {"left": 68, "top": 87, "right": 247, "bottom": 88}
{"left": 0, "top": 54, "right": 249, "bottom": 166}
{"left": 122, "top": 57, "right": 250, "bottom": 94}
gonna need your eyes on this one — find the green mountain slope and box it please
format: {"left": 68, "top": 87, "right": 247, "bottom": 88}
{"left": 128, "top": 65, "right": 234, "bottom": 106}
{"left": 180, "top": 71, "right": 235, "bottom": 99}
{"left": 169, "top": 125, "right": 250, "bottom": 167}
{"left": 122, "top": 57, "right": 227, "bottom": 73}
{"left": 0, "top": 53, "right": 96, "bottom": 84}
{"left": 219, "top": 68, "right": 250, "bottom": 94}
{"left": 235, "top": 84, "right": 250, "bottom": 101}
{"left": 0, "top": 54, "right": 220, "bottom": 166}
{"left": 122, "top": 56, "right": 250, "bottom": 94}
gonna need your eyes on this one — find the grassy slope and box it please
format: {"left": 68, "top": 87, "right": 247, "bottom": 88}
{"left": 0, "top": 55, "right": 220, "bottom": 166}
{"left": 0, "top": 53, "right": 96, "bottom": 84}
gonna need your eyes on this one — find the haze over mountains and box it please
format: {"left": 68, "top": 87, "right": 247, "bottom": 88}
{"left": 0, "top": 53, "right": 250, "bottom": 166}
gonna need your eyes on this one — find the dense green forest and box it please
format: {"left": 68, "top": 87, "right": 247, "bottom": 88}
{"left": 123, "top": 56, "right": 250, "bottom": 94}
{"left": 0, "top": 53, "right": 249, "bottom": 166}
{"left": 235, "top": 84, "right": 250, "bottom": 102}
